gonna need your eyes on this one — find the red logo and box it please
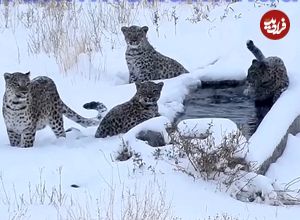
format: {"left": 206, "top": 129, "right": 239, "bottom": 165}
{"left": 260, "top": 10, "right": 290, "bottom": 40}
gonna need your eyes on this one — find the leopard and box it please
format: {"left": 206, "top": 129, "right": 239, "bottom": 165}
{"left": 245, "top": 40, "right": 289, "bottom": 104}
{"left": 245, "top": 40, "right": 289, "bottom": 129}
{"left": 121, "top": 25, "right": 189, "bottom": 83}
{"left": 84, "top": 81, "right": 163, "bottom": 138}
{"left": 2, "top": 72, "right": 107, "bottom": 148}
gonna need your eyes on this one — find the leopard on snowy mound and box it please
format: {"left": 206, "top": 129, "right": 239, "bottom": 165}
{"left": 245, "top": 40, "right": 289, "bottom": 105}
{"left": 84, "top": 81, "right": 163, "bottom": 138}
{"left": 2, "top": 72, "right": 107, "bottom": 148}
{"left": 121, "top": 25, "right": 189, "bottom": 83}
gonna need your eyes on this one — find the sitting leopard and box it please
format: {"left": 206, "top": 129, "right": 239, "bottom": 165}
{"left": 245, "top": 40, "right": 289, "bottom": 104}
{"left": 84, "top": 81, "right": 163, "bottom": 138}
{"left": 121, "top": 25, "right": 189, "bottom": 83}
{"left": 2, "top": 72, "right": 106, "bottom": 148}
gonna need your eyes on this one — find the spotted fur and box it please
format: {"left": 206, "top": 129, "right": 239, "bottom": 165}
{"left": 2, "top": 72, "right": 104, "bottom": 148}
{"left": 246, "top": 40, "right": 289, "bottom": 103}
{"left": 121, "top": 25, "right": 189, "bottom": 83}
{"left": 90, "top": 81, "right": 163, "bottom": 138}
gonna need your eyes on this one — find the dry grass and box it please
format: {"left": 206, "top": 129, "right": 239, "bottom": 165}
{"left": 0, "top": 168, "right": 177, "bottom": 220}
{"left": 0, "top": 0, "right": 236, "bottom": 74}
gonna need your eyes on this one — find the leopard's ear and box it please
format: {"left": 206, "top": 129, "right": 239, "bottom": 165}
{"left": 4, "top": 73, "right": 12, "bottom": 81}
{"left": 252, "top": 59, "right": 258, "bottom": 65}
{"left": 25, "top": 71, "right": 30, "bottom": 76}
{"left": 141, "top": 26, "right": 149, "bottom": 33}
{"left": 157, "top": 82, "right": 164, "bottom": 90}
{"left": 121, "top": 26, "right": 128, "bottom": 34}
{"left": 135, "top": 82, "right": 142, "bottom": 90}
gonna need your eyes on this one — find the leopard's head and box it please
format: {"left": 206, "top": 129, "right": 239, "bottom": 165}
{"left": 247, "top": 59, "right": 268, "bottom": 85}
{"left": 135, "top": 81, "right": 163, "bottom": 106}
{"left": 4, "top": 72, "right": 31, "bottom": 99}
{"left": 121, "top": 25, "right": 149, "bottom": 49}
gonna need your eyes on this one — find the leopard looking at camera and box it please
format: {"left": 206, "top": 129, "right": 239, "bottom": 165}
{"left": 84, "top": 81, "right": 163, "bottom": 138}
{"left": 2, "top": 72, "right": 107, "bottom": 148}
{"left": 121, "top": 25, "right": 189, "bottom": 83}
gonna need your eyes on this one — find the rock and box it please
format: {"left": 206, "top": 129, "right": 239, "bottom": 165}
{"left": 136, "top": 130, "right": 166, "bottom": 147}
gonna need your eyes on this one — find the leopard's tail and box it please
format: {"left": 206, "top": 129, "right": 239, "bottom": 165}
{"left": 246, "top": 40, "right": 265, "bottom": 61}
{"left": 62, "top": 102, "right": 106, "bottom": 128}
{"left": 83, "top": 101, "right": 109, "bottom": 119}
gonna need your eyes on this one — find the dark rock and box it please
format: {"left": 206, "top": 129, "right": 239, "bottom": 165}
{"left": 136, "top": 130, "right": 166, "bottom": 147}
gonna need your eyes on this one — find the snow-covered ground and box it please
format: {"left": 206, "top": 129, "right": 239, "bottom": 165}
{"left": 0, "top": 1, "right": 300, "bottom": 219}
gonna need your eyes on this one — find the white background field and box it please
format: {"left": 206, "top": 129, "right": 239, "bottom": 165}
{"left": 0, "top": 1, "right": 299, "bottom": 219}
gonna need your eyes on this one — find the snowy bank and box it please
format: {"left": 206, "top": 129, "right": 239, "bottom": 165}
{"left": 246, "top": 74, "right": 300, "bottom": 174}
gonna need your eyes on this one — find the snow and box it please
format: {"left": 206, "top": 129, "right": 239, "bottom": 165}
{"left": 267, "top": 134, "right": 300, "bottom": 190}
{"left": 0, "top": 1, "right": 300, "bottom": 219}
{"left": 123, "top": 116, "right": 171, "bottom": 145}
{"left": 176, "top": 118, "right": 248, "bottom": 156}
{"left": 177, "top": 118, "right": 242, "bottom": 142}
{"left": 246, "top": 75, "right": 300, "bottom": 165}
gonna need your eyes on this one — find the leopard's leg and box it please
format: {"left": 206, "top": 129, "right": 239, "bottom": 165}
{"left": 49, "top": 113, "right": 66, "bottom": 138}
{"left": 20, "top": 126, "right": 36, "bottom": 148}
{"left": 129, "top": 72, "right": 138, "bottom": 83}
{"left": 273, "top": 85, "right": 288, "bottom": 103}
{"left": 272, "top": 91, "right": 281, "bottom": 104}
{"left": 95, "top": 124, "right": 109, "bottom": 138}
{"left": 6, "top": 129, "right": 21, "bottom": 147}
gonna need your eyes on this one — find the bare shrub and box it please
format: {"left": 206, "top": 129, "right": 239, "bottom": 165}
{"left": 166, "top": 124, "right": 300, "bottom": 206}
{"left": 168, "top": 124, "right": 251, "bottom": 186}
{"left": 115, "top": 139, "right": 133, "bottom": 161}
{"left": 186, "top": 0, "right": 236, "bottom": 23}
{"left": 114, "top": 139, "right": 146, "bottom": 175}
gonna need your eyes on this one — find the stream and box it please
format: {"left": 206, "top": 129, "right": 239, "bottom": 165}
{"left": 176, "top": 80, "right": 261, "bottom": 138}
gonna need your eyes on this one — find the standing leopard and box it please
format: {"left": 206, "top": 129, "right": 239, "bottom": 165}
{"left": 2, "top": 72, "right": 106, "bottom": 148}
{"left": 245, "top": 40, "right": 289, "bottom": 104}
{"left": 84, "top": 81, "right": 163, "bottom": 138}
{"left": 121, "top": 25, "right": 189, "bottom": 83}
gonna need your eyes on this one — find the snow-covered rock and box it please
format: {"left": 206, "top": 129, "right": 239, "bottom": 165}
{"left": 177, "top": 118, "right": 246, "bottom": 146}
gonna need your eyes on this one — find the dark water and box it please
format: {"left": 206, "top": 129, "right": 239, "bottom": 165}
{"left": 176, "top": 80, "right": 259, "bottom": 138}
